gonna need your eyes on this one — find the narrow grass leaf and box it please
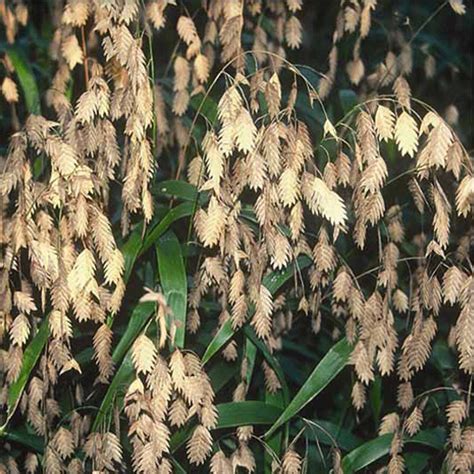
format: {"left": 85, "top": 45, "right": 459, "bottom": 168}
{"left": 111, "top": 303, "right": 155, "bottom": 365}
{"left": 342, "top": 428, "right": 447, "bottom": 472}
{"left": 265, "top": 337, "right": 352, "bottom": 437}
{"left": 156, "top": 231, "right": 187, "bottom": 348}
{"left": 92, "top": 353, "right": 134, "bottom": 431}
{"left": 0, "top": 316, "right": 49, "bottom": 433}
{"left": 170, "top": 401, "right": 283, "bottom": 452}
{"left": 5, "top": 46, "right": 41, "bottom": 114}
{"left": 141, "top": 202, "right": 195, "bottom": 254}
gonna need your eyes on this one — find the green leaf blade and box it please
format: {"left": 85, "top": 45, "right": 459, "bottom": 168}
{"left": 156, "top": 231, "right": 187, "bottom": 349}
{"left": 5, "top": 47, "right": 41, "bottom": 115}
{"left": 92, "top": 354, "right": 134, "bottom": 432}
{"left": 342, "top": 433, "right": 392, "bottom": 473}
{"left": 111, "top": 302, "right": 155, "bottom": 365}
{"left": 1, "top": 316, "right": 49, "bottom": 432}
{"left": 216, "top": 401, "right": 282, "bottom": 429}
{"left": 341, "top": 428, "right": 447, "bottom": 473}
{"left": 141, "top": 202, "right": 194, "bottom": 255}
{"left": 265, "top": 337, "right": 352, "bottom": 438}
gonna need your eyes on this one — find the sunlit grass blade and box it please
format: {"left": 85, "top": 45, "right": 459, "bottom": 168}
{"left": 121, "top": 225, "right": 145, "bottom": 282}
{"left": 121, "top": 201, "right": 195, "bottom": 282}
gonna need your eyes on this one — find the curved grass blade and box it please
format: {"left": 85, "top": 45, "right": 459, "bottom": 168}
{"left": 265, "top": 389, "right": 286, "bottom": 474}
{"left": 0, "top": 316, "right": 49, "bottom": 434}
{"left": 410, "top": 427, "right": 445, "bottom": 450}
{"left": 170, "top": 401, "right": 283, "bottom": 452}
{"left": 341, "top": 433, "right": 392, "bottom": 473}
{"left": 92, "top": 353, "right": 134, "bottom": 431}
{"left": 108, "top": 202, "right": 195, "bottom": 356}
{"left": 202, "top": 255, "right": 312, "bottom": 364}
{"left": 202, "top": 318, "right": 235, "bottom": 365}
{"left": 111, "top": 302, "right": 155, "bottom": 365}
{"left": 120, "top": 201, "right": 195, "bottom": 282}
{"left": 341, "top": 428, "right": 446, "bottom": 473}
{"left": 156, "top": 180, "right": 204, "bottom": 203}
{"left": 108, "top": 199, "right": 195, "bottom": 347}
{"left": 141, "top": 201, "right": 194, "bottom": 254}
{"left": 1, "top": 427, "right": 44, "bottom": 453}
{"left": 216, "top": 401, "right": 282, "bottom": 429}
{"left": 156, "top": 231, "right": 187, "bottom": 349}
{"left": 4, "top": 46, "right": 41, "bottom": 114}
{"left": 265, "top": 337, "right": 352, "bottom": 438}
{"left": 243, "top": 326, "right": 290, "bottom": 404}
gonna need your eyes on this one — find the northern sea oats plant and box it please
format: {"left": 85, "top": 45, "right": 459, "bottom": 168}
{"left": 0, "top": 0, "right": 472, "bottom": 473}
